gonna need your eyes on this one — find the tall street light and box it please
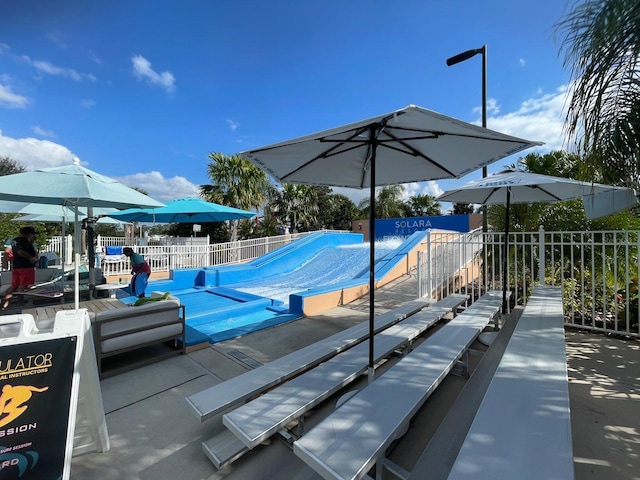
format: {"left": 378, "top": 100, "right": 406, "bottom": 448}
{"left": 446, "top": 45, "right": 488, "bottom": 231}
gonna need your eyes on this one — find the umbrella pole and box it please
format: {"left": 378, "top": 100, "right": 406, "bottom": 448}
{"left": 502, "top": 188, "right": 511, "bottom": 317}
{"left": 368, "top": 129, "right": 377, "bottom": 382}
{"left": 74, "top": 206, "right": 80, "bottom": 309}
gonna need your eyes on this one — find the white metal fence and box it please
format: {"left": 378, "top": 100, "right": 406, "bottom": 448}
{"left": 97, "top": 231, "right": 320, "bottom": 277}
{"left": 418, "top": 227, "right": 640, "bottom": 338}
{"left": 1, "top": 231, "right": 344, "bottom": 275}
{"left": 6, "top": 226, "right": 637, "bottom": 338}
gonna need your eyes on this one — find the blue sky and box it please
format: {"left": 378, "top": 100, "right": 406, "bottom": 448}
{"left": 0, "top": 1, "right": 572, "bottom": 209}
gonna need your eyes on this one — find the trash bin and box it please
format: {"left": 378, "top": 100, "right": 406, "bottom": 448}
{"left": 38, "top": 256, "right": 48, "bottom": 269}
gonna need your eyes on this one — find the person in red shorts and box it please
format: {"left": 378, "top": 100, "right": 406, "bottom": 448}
{"left": 2, "top": 226, "right": 38, "bottom": 310}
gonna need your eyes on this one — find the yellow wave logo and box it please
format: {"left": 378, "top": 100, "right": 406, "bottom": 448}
{"left": 0, "top": 385, "right": 49, "bottom": 428}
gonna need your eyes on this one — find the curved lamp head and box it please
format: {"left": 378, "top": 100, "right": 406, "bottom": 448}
{"left": 446, "top": 47, "right": 484, "bottom": 66}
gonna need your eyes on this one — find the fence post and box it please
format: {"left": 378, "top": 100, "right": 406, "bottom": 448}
{"left": 538, "top": 225, "right": 545, "bottom": 285}
{"left": 426, "top": 229, "right": 432, "bottom": 299}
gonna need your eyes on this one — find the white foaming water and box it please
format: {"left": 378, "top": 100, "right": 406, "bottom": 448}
{"left": 231, "top": 237, "right": 405, "bottom": 304}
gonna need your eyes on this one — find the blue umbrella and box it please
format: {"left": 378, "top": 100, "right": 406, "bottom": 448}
{"left": 109, "top": 197, "right": 255, "bottom": 223}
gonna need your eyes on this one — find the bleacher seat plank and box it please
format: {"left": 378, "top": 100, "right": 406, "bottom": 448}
{"left": 293, "top": 292, "right": 504, "bottom": 480}
{"left": 406, "top": 305, "right": 522, "bottom": 480}
{"left": 187, "top": 298, "right": 435, "bottom": 422}
{"left": 446, "top": 285, "right": 573, "bottom": 480}
{"left": 223, "top": 294, "right": 468, "bottom": 450}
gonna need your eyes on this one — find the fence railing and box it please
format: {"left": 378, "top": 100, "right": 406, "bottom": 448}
{"left": 6, "top": 226, "right": 637, "bottom": 338}
{"left": 97, "top": 231, "right": 322, "bottom": 277}
{"left": 1, "top": 230, "right": 346, "bottom": 275}
{"left": 418, "top": 227, "right": 640, "bottom": 338}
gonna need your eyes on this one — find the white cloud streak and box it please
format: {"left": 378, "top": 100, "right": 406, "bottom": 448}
{"left": 131, "top": 55, "right": 175, "bottom": 93}
{"left": 0, "top": 83, "right": 29, "bottom": 108}
{"left": 32, "top": 126, "right": 55, "bottom": 138}
{"left": 21, "top": 55, "right": 96, "bottom": 82}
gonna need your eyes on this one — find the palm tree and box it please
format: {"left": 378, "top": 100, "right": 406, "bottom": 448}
{"left": 200, "top": 153, "right": 270, "bottom": 242}
{"left": 407, "top": 194, "right": 442, "bottom": 216}
{"left": 358, "top": 185, "right": 406, "bottom": 219}
{"left": 271, "top": 184, "right": 319, "bottom": 233}
{"left": 555, "top": 0, "right": 640, "bottom": 185}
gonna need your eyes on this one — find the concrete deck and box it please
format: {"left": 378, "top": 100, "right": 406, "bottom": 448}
{"left": 70, "top": 275, "right": 640, "bottom": 480}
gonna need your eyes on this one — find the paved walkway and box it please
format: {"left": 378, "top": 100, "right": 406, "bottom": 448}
{"left": 70, "top": 276, "right": 640, "bottom": 479}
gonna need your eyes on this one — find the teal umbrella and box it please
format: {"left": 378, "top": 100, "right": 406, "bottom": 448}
{"left": 0, "top": 159, "right": 164, "bottom": 209}
{"left": 0, "top": 158, "right": 164, "bottom": 307}
{"left": 12, "top": 213, "right": 126, "bottom": 225}
{"left": 109, "top": 197, "right": 255, "bottom": 223}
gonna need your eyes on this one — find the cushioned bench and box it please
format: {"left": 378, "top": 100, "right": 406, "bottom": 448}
{"left": 186, "top": 298, "right": 436, "bottom": 424}
{"left": 293, "top": 291, "right": 505, "bottom": 480}
{"left": 92, "top": 295, "right": 186, "bottom": 378}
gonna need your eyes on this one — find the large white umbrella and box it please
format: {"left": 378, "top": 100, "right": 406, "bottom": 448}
{"left": 241, "top": 104, "right": 542, "bottom": 376}
{"left": 437, "top": 168, "right": 638, "bottom": 314}
{"left": 0, "top": 157, "right": 164, "bottom": 308}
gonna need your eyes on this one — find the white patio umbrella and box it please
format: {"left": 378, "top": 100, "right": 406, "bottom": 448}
{"left": 437, "top": 168, "right": 638, "bottom": 315}
{"left": 0, "top": 157, "right": 164, "bottom": 308}
{"left": 241, "top": 104, "right": 542, "bottom": 376}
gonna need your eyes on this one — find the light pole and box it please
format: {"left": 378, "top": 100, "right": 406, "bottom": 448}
{"left": 446, "top": 45, "right": 488, "bottom": 231}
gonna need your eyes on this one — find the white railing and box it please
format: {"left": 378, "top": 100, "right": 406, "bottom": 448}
{"left": 417, "top": 229, "right": 484, "bottom": 299}
{"left": 419, "top": 227, "right": 640, "bottom": 338}
{"left": 1, "top": 230, "right": 346, "bottom": 275}
{"left": 98, "top": 231, "right": 322, "bottom": 277}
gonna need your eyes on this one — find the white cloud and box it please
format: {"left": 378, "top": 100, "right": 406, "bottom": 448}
{"left": 46, "top": 31, "right": 68, "bottom": 49}
{"left": 227, "top": 119, "right": 239, "bottom": 131}
{"left": 21, "top": 55, "right": 96, "bottom": 82}
{"left": 131, "top": 55, "right": 175, "bottom": 93}
{"left": 82, "top": 99, "right": 96, "bottom": 108}
{"left": 87, "top": 50, "right": 102, "bottom": 64}
{"left": 402, "top": 181, "right": 443, "bottom": 200}
{"left": 519, "top": 58, "right": 526, "bottom": 67}
{"left": 114, "top": 171, "right": 200, "bottom": 202}
{"left": 473, "top": 97, "right": 500, "bottom": 117}
{"left": 487, "top": 85, "right": 570, "bottom": 152}
{"left": 32, "top": 126, "right": 55, "bottom": 138}
{"left": 0, "top": 83, "right": 29, "bottom": 108}
{"left": 0, "top": 130, "right": 74, "bottom": 168}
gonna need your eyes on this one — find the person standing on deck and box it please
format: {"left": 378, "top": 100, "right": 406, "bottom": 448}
{"left": 123, "top": 247, "right": 151, "bottom": 298}
{"left": 2, "top": 226, "right": 38, "bottom": 310}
